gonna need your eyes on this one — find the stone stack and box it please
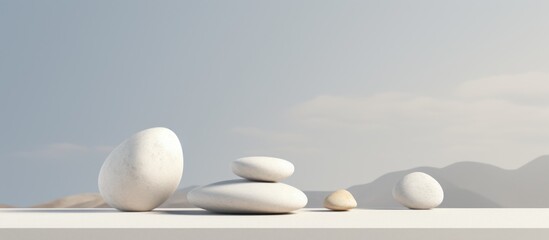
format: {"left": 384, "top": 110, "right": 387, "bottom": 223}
{"left": 188, "top": 156, "right": 308, "bottom": 214}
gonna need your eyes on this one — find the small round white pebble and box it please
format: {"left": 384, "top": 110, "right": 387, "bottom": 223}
{"left": 392, "top": 172, "right": 444, "bottom": 209}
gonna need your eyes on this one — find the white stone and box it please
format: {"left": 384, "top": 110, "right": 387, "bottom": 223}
{"left": 188, "top": 179, "right": 308, "bottom": 213}
{"left": 392, "top": 172, "right": 444, "bottom": 209}
{"left": 232, "top": 156, "right": 294, "bottom": 182}
{"left": 98, "top": 127, "right": 183, "bottom": 212}
{"left": 324, "top": 189, "right": 357, "bottom": 211}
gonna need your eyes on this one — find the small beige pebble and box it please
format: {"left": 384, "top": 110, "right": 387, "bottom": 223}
{"left": 324, "top": 189, "right": 357, "bottom": 211}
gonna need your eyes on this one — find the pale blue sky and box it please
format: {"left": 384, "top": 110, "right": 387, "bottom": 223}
{"left": 2, "top": 0, "right": 549, "bottom": 206}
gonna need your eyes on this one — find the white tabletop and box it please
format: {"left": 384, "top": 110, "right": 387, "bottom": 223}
{"left": 0, "top": 208, "right": 547, "bottom": 229}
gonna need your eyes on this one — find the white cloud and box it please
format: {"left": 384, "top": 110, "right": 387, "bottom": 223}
{"left": 457, "top": 72, "right": 549, "bottom": 99}
{"left": 232, "top": 73, "right": 549, "bottom": 189}
{"left": 292, "top": 94, "right": 549, "bottom": 139}
{"left": 14, "top": 143, "right": 113, "bottom": 160}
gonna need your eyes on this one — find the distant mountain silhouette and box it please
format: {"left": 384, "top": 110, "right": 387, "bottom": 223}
{"left": 344, "top": 156, "right": 549, "bottom": 209}
{"left": 28, "top": 186, "right": 198, "bottom": 208}
{"left": 32, "top": 193, "right": 108, "bottom": 208}
{"left": 346, "top": 167, "right": 500, "bottom": 209}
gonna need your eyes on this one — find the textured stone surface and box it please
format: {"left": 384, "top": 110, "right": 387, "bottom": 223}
{"left": 98, "top": 127, "right": 183, "bottom": 212}
{"left": 324, "top": 189, "right": 357, "bottom": 211}
{"left": 232, "top": 156, "right": 294, "bottom": 182}
{"left": 393, "top": 172, "right": 444, "bottom": 209}
{"left": 188, "top": 179, "right": 307, "bottom": 214}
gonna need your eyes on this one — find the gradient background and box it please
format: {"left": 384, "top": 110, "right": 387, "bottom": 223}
{"left": 2, "top": 0, "right": 549, "bottom": 206}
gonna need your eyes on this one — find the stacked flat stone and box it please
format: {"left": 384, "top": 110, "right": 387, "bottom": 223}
{"left": 188, "top": 156, "right": 308, "bottom": 214}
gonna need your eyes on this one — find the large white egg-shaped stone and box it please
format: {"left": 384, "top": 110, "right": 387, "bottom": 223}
{"left": 98, "top": 127, "right": 183, "bottom": 211}
{"left": 232, "top": 156, "right": 294, "bottom": 182}
{"left": 188, "top": 179, "right": 307, "bottom": 214}
{"left": 392, "top": 172, "right": 444, "bottom": 209}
